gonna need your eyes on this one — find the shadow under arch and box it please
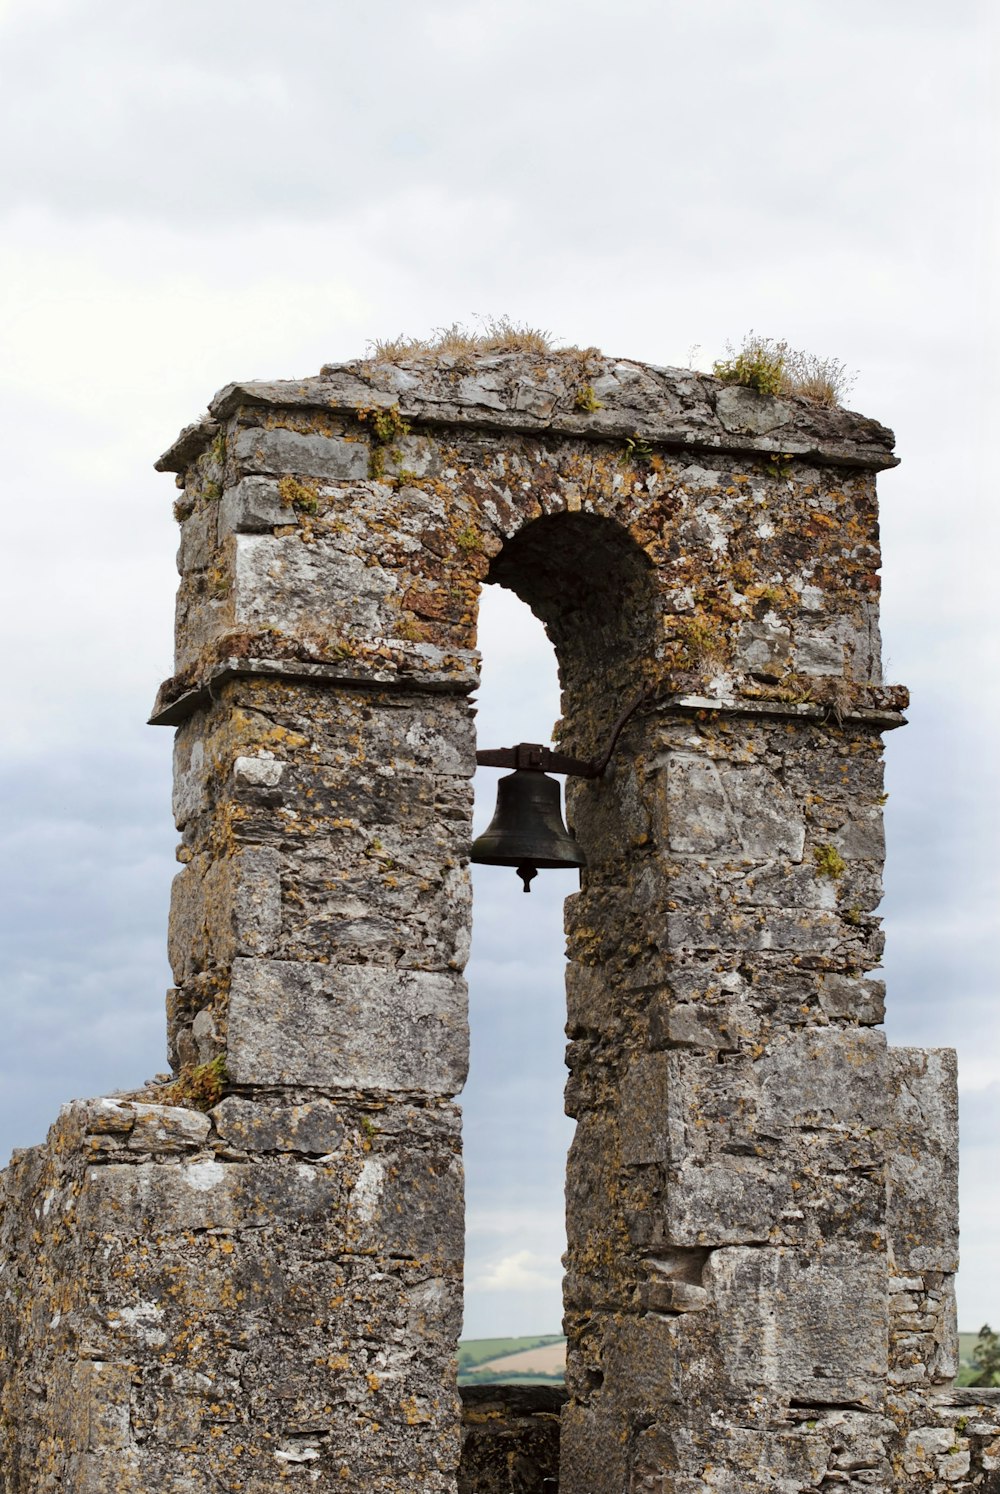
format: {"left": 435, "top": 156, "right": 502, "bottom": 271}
{"left": 485, "top": 512, "right": 660, "bottom": 757}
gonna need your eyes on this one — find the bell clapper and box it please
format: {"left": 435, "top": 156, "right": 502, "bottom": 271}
{"left": 516, "top": 863, "right": 538, "bottom": 893}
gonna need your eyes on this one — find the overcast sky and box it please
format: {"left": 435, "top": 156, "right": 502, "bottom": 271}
{"left": 1, "top": 0, "right": 997, "bottom": 1341}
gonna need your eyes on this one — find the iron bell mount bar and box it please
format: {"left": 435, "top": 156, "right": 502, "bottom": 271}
{"left": 474, "top": 685, "right": 654, "bottom": 781}
{"left": 472, "top": 686, "right": 653, "bottom": 891}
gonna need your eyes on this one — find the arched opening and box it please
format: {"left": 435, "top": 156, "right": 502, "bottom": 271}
{"left": 459, "top": 513, "right": 659, "bottom": 1392}
{"left": 460, "top": 585, "right": 571, "bottom": 1378}
{"left": 487, "top": 511, "right": 660, "bottom": 751}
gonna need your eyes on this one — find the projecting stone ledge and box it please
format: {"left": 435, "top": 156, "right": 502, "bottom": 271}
{"left": 155, "top": 349, "right": 898, "bottom": 474}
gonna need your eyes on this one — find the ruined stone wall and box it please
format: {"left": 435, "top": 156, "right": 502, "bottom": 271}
{"left": 2, "top": 1091, "right": 463, "bottom": 1491}
{"left": 458, "top": 1386, "right": 563, "bottom": 1493}
{"left": 0, "top": 349, "right": 970, "bottom": 1491}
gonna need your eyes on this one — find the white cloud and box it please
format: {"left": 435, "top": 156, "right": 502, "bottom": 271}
{"left": 471, "top": 1250, "right": 563, "bottom": 1292}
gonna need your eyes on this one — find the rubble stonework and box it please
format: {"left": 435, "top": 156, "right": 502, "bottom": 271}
{"left": 458, "top": 1386, "right": 564, "bottom": 1492}
{"left": 0, "top": 349, "right": 979, "bottom": 1490}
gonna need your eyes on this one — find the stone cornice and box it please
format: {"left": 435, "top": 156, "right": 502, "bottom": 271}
{"left": 155, "top": 351, "right": 898, "bottom": 475}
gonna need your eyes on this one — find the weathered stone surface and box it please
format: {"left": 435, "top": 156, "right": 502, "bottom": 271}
{"left": 225, "top": 958, "right": 469, "bottom": 1093}
{"left": 709, "top": 1244, "right": 889, "bottom": 1402}
{"left": 231, "top": 426, "right": 369, "bottom": 481}
{"left": 457, "top": 1386, "right": 564, "bottom": 1494}
{"left": 887, "top": 1046, "right": 959, "bottom": 1273}
{"left": 892, "top": 1389, "right": 1000, "bottom": 1490}
{"left": 155, "top": 354, "right": 899, "bottom": 475}
{"left": 617, "top": 1030, "right": 888, "bottom": 1248}
{"left": 212, "top": 1095, "right": 345, "bottom": 1153}
{"left": 663, "top": 754, "right": 806, "bottom": 859}
{"left": 0, "top": 1094, "right": 464, "bottom": 1491}
{"left": 3, "top": 350, "right": 960, "bottom": 1493}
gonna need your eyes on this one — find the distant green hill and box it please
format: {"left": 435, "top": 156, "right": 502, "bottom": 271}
{"left": 457, "top": 1334, "right": 565, "bottom": 1386}
{"left": 458, "top": 1332, "right": 994, "bottom": 1390}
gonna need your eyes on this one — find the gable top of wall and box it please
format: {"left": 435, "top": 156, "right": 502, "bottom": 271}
{"left": 156, "top": 351, "right": 898, "bottom": 477}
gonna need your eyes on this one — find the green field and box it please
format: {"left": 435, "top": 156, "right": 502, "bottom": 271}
{"left": 457, "top": 1334, "right": 566, "bottom": 1386}
{"left": 457, "top": 1332, "right": 995, "bottom": 1389}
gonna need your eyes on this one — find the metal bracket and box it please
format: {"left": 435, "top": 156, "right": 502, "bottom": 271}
{"left": 475, "top": 685, "right": 654, "bottom": 778}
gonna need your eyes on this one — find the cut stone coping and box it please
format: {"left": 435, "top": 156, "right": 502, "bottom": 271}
{"left": 155, "top": 352, "right": 898, "bottom": 476}
{"left": 149, "top": 656, "right": 908, "bottom": 730}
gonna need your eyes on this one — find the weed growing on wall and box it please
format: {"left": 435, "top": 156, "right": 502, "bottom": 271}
{"left": 573, "top": 383, "right": 603, "bottom": 412}
{"left": 356, "top": 403, "right": 411, "bottom": 479}
{"left": 714, "top": 333, "right": 855, "bottom": 407}
{"left": 813, "top": 843, "right": 847, "bottom": 879}
{"left": 162, "top": 1055, "right": 229, "bottom": 1111}
{"left": 367, "top": 315, "right": 555, "bottom": 361}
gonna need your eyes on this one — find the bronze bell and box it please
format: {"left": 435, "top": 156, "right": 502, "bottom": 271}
{"left": 472, "top": 690, "right": 654, "bottom": 892}
{"left": 471, "top": 767, "right": 585, "bottom": 893}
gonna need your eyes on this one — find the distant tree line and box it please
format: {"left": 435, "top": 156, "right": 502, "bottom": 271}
{"left": 970, "top": 1324, "right": 1000, "bottom": 1388}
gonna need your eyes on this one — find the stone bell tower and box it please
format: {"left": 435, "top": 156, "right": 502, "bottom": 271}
{"left": 2, "top": 346, "right": 995, "bottom": 1492}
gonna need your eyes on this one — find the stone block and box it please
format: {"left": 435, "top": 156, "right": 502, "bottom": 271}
{"left": 176, "top": 502, "right": 217, "bottom": 573}
{"left": 622, "top": 1034, "right": 889, "bottom": 1245}
{"left": 736, "top": 615, "right": 792, "bottom": 673}
{"left": 167, "top": 842, "right": 283, "bottom": 978}
{"left": 232, "top": 529, "right": 400, "bottom": 641}
{"left": 715, "top": 384, "right": 793, "bottom": 434}
{"left": 600, "top": 1312, "right": 685, "bottom": 1410}
{"left": 78, "top": 1156, "right": 344, "bottom": 1237}
{"left": 633, "top": 1422, "right": 837, "bottom": 1493}
{"left": 794, "top": 623, "right": 848, "bottom": 674}
{"left": 559, "top": 1402, "right": 629, "bottom": 1492}
{"left": 708, "top": 1243, "right": 888, "bottom": 1403}
{"left": 886, "top": 1046, "right": 959, "bottom": 1272}
{"left": 665, "top": 905, "right": 841, "bottom": 954}
{"left": 347, "top": 1150, "right": 464, "bottom": 1265}
{"left": 667, "top": 1158, "right": 792, "bottom": 1245}
{"left": 126, "top": 1103, "right": 211, "bottom": 1153}
{"left": 218, "top": 475, "right": 292, "bottom": 535}
{"left": 662, "top": 754, "right": 805, "bottom": 860}
{"left": 231, "top": 426, "right": 369, "bottom": 481}
{"left": 211, "top": 1096, "right": 345, "bottom": 1154}
{"left": 622, "top": 1028, "right": 886, "bottom": 1159}
{"left": 232, "top": 845, "right": 283, "bottom": 954}
{"left": 829, "top": 809, "right": 886, "bottom": 861}
{"left": 225, "top": 957, "right": 469, "bottom": 1093}
{"left": 85, "top": 1097, "right": 139, "bottom": 1135}
{"left": 171, "top": 729, "right": 207, "bottom": 830}
{"left": 817, "top": 973, "right": 886, "bottom": 1024}
{"left": 755, "top": 1027, "right": 888, "bottom": 1130}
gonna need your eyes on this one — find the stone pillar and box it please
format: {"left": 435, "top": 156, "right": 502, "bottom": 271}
{"left": 140, "top": 391, "right": 479, "bottom": 1489}
{"left": 0, "top": 348, "right": 962, "bottom": 1493}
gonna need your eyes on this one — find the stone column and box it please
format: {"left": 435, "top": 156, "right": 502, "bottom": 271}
{"left": 147, "top": 394, "right": 480, "bottom": 1490}
{"left": 550, "top": 417, "right": 955, "bottom": 1488}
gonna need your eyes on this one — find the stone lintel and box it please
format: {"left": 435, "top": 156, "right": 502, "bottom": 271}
{"left": 657, "top": 691, "right": 907, "bottom": 732}
{"left": 148, "top": 654, "right": 479, "bottom": 726}
{"left": 150, "top": 663, "right": 907, "bottom": 731}
{"left": 154, "top": 353, "right": 898, "bottom": 475}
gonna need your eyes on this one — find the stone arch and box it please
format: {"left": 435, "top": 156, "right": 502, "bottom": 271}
{"left": 0, "top": 350, "right": 967, "bottom": 1494}
{"left": 485, "top": 509, "right": 659, "bottom": 739}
